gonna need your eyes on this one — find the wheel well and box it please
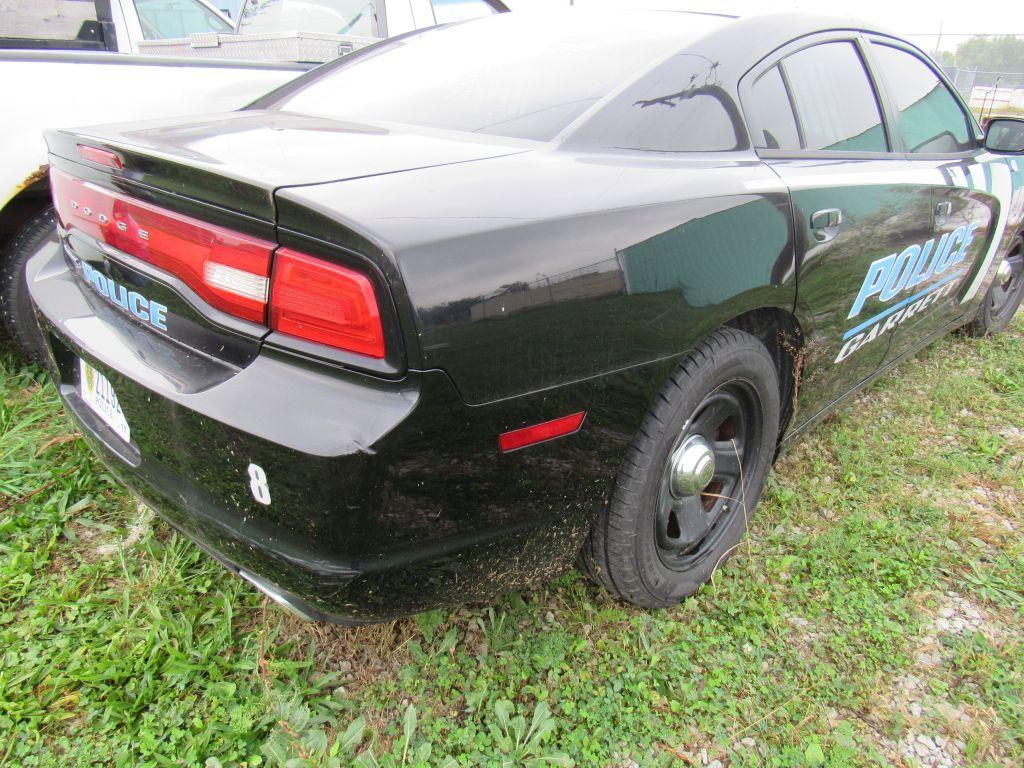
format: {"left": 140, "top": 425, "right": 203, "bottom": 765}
{"left": 725, "top": 308, "right": 804, "bottom": 442}
{"left": 0, "top": 177, "right": 52, "bottom": 258}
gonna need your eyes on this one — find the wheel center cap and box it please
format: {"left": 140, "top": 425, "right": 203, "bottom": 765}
{"left": 996, "top": 258, "right": 1013, "bottom": 286}
{"left": 670, "top": 435, "right": 715, "bottom": 498}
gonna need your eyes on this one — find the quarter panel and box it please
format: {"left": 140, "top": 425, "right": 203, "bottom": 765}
{"left": 278, "top": 151, "right": 797, "bottom": 405}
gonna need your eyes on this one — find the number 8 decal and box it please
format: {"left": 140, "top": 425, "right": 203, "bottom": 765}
{"left": 248, "top": 462, "right": 271, "bottom": 505}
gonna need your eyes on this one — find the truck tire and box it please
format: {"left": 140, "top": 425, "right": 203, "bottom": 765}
{"left": 966, "top": 235, "right": 1023, "bottom": 337}
{"left": 0, "top": 207, "right": 56, "bottom": 362}
{"left": 580, "top": 328, "right": 780, "bottom": 609}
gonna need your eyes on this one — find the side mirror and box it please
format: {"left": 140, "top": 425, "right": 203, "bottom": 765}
{"left": 984, "top": 117, "right": 1024, "bottom": 154}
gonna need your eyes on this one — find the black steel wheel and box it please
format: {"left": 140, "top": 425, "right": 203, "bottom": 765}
{"left": 967, "top": 235, "right": 1024, "bottom": 336}
{"left": 580, "top": 327, "right": 780, "bottom": 609}
{"left": 655, "top": 381, "right": 763, "bottom": 571}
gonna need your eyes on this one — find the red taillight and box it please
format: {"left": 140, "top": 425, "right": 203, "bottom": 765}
{"left": 51, "top": 169, "right": 389, "bottom": 359}
{"left": 269, "top": 248, "right": 385, "bottom": 359}
{"left": 51, "top": 168, "right": 273, "bottom": 323}
{"left": 499, "top": 412, "right": 586, "bottom": 453}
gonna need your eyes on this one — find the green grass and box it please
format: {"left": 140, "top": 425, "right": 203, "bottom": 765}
{"left": 1, "top": 318, "right": 1022, "bottom": 767}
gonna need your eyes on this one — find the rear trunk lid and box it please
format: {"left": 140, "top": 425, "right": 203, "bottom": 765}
{"left": 46, "top": 109, "right": 530, "bottom": 220}
{"left": 44, "top": 111, "right": 529, "bottom": 376}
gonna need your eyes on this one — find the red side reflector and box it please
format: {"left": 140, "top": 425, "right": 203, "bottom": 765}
{"left": 77, "top": 144, "right": 123, "bottom": 170}
{"left": 269, "top": 248, "right": 386, "bottom": 359}
{"left": 50, "top": 168, "right": 274, "bottom": 324}
{"left": 499, "top": 412, "right": 586, "bottom": 453}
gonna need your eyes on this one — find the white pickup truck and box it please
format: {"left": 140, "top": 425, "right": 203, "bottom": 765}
{"left": 0, "top": 0, "right": 311, "bottom": 357}
{"left": 141, "top": 0, "right": 509, "bottom": 62}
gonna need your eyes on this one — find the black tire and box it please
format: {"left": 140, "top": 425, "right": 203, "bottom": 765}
{"left": 0, "top": 207, "right": 56, "bottom": 362}
{"left": 581, "top": 327, "right": 781, "bottom": 609}
{"left": 967, "top": 235, "right": 1024, "bottom": 337}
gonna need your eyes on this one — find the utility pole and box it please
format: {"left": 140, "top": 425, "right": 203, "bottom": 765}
{"left": 934, "top": 21, "right": 943, "bottom": 55}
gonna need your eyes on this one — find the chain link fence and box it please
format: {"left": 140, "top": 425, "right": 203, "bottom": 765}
{"left": 943, "top": 67, "right": 1024, "bottom": 116}
{"left": 911, "top": 32, "right": 1024, "bottom": 117}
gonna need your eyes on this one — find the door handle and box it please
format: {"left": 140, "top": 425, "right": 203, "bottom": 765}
{"left": 810, "top": 208, "right": 843, "bottom": 242}
{"left": 935, "top": 200, "right": 953, "bottom": 224}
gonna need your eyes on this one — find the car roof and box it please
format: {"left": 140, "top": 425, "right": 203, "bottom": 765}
{"left": 652, "top": 8, "right": 912, "bottom": 64}
{"left": 550, "top": 4, "right": 906, "bottom": 51}
{"left": 552, "top": 7, "right": 922, "bottom": 151}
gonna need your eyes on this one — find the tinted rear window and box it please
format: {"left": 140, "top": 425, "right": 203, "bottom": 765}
{"left": 270, "top": 11, "right": 725, "bottom": 141}
{"left": 575, "top": 52, "right": 746, "bottom": 152}
{"left": 783, "top": 41, "right": 887, "bottom": 152}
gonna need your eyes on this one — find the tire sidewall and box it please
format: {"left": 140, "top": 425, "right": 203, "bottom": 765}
{"left": 1, "top": 208, "right": 56, "bottom": 361}
{"left": 631, "top": 337, "right": 780, "bottom": 603}
{"left": 972, "top": 235, "right": 1024, "bottom": 336}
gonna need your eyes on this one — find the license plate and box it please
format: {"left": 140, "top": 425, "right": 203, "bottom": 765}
{"left": 79, "top": 359, "right": 131, "bottom": 444}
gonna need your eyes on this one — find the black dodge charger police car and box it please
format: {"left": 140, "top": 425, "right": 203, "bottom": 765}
{"left": 26, "top": 8, "right": 1024, "bottom": 623}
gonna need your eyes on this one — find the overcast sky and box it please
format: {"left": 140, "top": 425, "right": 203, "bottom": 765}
{"left": 507, "top": 0, "right": 1023, "bottom": 53}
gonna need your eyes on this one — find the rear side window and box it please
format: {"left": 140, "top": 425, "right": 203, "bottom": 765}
{"left": 870, "top": 44, "right": 974, "bottom": 153}
{"left": 781, "top": 41, "right": 887, "bottom": 152}
{"left": 573, "top": 53, "right": 745, "bottom": 152}
{"left": 431, "top": 0, "right": 499, "bottom": 24}
{"left": 747, "top": 65, "right": 801, "bottom": 150}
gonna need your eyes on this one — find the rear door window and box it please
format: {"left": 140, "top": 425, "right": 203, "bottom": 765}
{"left": 870, "top": 43, "right": 975, "bottom": 154}
{"left": 781, "top": 41, "right": 888, "bottom": 152}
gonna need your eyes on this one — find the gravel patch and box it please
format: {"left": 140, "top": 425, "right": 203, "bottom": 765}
{"left": 860, "top": 592, "right": 1011, "bottom": 766}
{"left": 899, "top": 730, "right": 965, "bottom": 768}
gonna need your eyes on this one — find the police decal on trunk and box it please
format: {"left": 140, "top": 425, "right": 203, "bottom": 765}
{"left": 78, "top": 261, "right": 169, "bottom": 332}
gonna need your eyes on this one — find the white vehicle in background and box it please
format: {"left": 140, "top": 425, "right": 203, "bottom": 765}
{"left": 236, "top": 0, "right": 509, "bottom": 34}
{"left": 0, "top": 0, "right": 238, "bottom": 53}
{"left": 137, "top": 0, "right": 509, "bottom": 63}
{"left": 0, "top": 0, "right": 309, "bottom": 358}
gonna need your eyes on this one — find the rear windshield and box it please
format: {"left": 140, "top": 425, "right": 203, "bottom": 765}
{"left": 269, "top": 11, "right": 725, "bottom": 141}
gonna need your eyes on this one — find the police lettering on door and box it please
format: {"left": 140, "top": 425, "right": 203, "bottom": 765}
{"left": 835, "top": 223, "right": 981, "bottom": 363}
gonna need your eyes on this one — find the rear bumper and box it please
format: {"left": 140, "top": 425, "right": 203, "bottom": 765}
{"left": 27, "top": 240, "right": 611, "bottom": 623}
